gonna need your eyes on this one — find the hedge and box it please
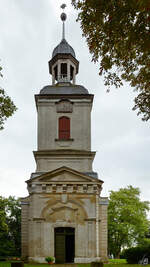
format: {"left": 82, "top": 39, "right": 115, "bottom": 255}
{"left": 122, "top": 245, "right": 150, "bottom": 264}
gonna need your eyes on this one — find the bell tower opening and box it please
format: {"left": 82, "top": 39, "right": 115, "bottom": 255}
{"left": 54, "top": 65, "right": 58, "bottom": 81}
{"left": 70, "top": 65, "right": 74, "bottom": 81}
{"left": 61, "top": 63, "right": 67, "bottom": 78}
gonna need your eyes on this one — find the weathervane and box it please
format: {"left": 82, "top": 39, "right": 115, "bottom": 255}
{"left": 60, "top": 3, "right": 67, "bottom": 40}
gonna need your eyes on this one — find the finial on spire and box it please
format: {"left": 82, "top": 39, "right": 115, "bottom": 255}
{"left": 60, "top": 4, "right": 67, "bottom": 40}
{"left": 61, "top": 3, "right": 66, "bottom": 10}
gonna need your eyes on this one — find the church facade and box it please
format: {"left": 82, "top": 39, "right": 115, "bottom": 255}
{"left": 21, "top": 11, "right": 108, "bottom": 264}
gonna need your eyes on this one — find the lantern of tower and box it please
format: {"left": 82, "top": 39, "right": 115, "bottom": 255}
{"left": 49, "top": 9, "right": 79, "bottom": 85}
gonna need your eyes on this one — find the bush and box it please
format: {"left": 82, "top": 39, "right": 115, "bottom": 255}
{"left": 45, "top": 256, "right": 54, "bottom": 263}
{"left": 123, "top": 245, "right": 150, "bottom": 264}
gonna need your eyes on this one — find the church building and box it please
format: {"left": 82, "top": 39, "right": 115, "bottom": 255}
{"left": 21, "top": 9, "right": 108, "bottom": 264}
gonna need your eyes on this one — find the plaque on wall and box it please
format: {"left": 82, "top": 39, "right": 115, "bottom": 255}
{"left": 56, "top": 100, "right": 73, "bottom": 113}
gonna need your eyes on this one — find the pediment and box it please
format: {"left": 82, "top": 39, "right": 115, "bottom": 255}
{"left": 27, "top": 166, "right": 103, "bottom": 185}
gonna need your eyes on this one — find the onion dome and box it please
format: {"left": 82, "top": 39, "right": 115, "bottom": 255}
{"left": 52, "top": 38, "right": 76, "bottom": 59}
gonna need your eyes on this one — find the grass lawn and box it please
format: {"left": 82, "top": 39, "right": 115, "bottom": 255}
{"left": 108, "top": 259, "right": 127, "bottom": 263}
{"left": 0, "top": 261, "right": 150, "bottom": 267}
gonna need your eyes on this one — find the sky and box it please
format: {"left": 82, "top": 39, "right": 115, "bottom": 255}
{"left": 0, "top": 1, "right": 150, "bottom": 206}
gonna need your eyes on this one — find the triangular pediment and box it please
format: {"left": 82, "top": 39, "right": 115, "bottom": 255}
{"left": 27, "top": 166, "right": 103, "bottom": 185}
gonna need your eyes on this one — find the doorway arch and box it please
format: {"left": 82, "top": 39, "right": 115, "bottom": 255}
{"left": 55, "top": 227, "right": 75, "bottom": 263}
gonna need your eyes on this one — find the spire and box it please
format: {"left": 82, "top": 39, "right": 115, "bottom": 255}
{"left": 49, "top": 4, "right": 79, "bottom": 85}
{"left": 60, "top": 4, "right": 67, "bottom": 40}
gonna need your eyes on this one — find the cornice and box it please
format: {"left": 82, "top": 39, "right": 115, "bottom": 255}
{"left": 33, "top": 149, "right": 96, "bottom": 158}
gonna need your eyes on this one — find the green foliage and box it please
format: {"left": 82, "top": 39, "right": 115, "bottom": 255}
{"left": 0, "top": 196, "right": 21, "bottom": 257}
{"left": 0, "top": 65, "right": 17, "bottom": 130}
{"left": 0, "top": 197, "right": 8, "bottom": 232}
{"left": 72, "top": 0, "right": 150, "bottom": 121}
{"left": 108, "top": 185, "right": 150, "bottom": 258}
{"left": 122, "top": 244, "right": 150, "bottom": 264}
{"left": 45, "top": 256, "right": 54, "bottom": 263}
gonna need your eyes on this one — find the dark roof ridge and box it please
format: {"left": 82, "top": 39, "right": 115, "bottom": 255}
{"left": 39, "top": 84, "right": 90, "bottom": 95}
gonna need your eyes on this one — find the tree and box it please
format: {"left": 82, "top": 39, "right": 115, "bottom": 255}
{"left": 108, "top": 186, "right": 150, "bottom": 258}
{"left": 0, "top": 196, "right": 8, "bottom": 232}
{"left": 6, "top": 197, "right": 21, "bottom": 256}
{"left": 0, "top": 196, "right": 9, "bottom": 256}
{"left": 0, "top": 66, "right": 17, "bottom": 130}
{"left": 0, "top": 196, "right": 21, "bottom": 257}
{"left": 72, "top": 0, "right": 150, "bottom": 121}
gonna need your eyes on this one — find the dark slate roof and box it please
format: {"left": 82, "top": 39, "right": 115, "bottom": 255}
{"left": 40, "top": 84, "right": 89, "bottom": 95}
{"left": 52, "top": 38, "right": 76, "bottom": 58}
{"left": 83, "top": 172, "right": 98, "bottom": 179}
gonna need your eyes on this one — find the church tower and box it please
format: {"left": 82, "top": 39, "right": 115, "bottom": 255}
{"left": 21, "top": 7, "right": 108, "bottom": 263}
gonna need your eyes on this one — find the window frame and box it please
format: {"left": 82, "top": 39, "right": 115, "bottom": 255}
{"left": 58, "top": 116, "right": 70, "bottom": 140}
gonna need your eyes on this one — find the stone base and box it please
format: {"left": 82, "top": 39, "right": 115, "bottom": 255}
{"left": 28, "top": 257, "right": 102, "bottom": 264}
{"left": 74, "top": 257, "right": 101, "bottom": 263}
{"left": 28, "top": 257, "right": 54, "bottom": 263}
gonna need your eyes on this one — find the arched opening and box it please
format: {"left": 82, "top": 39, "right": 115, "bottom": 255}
{"left": 61, "top": 63, "right": 67, "bottom": 78}
{"left": 55, "top": 227, "right": 75, "bottom": 263}
{"left": 70, "top": 65, "right": 74, "bottom": 81}
{"left": 54, "top": 65, "right": 58, "bottom": 80}
{"left": 59, "top": 116, "right": 70, "bottom": 140}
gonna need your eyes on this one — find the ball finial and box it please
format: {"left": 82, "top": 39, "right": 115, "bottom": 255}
{"left": 61, "top": 12, "right": 67, "bottom": 21}
{"left": 60, "top": 3, "right": 67, "bottom": 39}
{"left": 60, "top": 3, "right": 67, "bottom": 10}
{"left": 60, "top": 4, "right": 67, "bottom": 22}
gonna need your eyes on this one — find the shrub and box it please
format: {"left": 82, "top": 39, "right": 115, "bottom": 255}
{"left": 45, "top": 256, "right": 54, "bottom": 263}
{"left": 123, "top": 245, "right": 150, "bottom": 264}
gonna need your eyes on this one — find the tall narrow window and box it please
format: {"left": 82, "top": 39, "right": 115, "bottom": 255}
{"left": 59, "top": 116, "right": 70, "bottom": 140}
{"left": 70, "top": 65, "right": 74, "bottom": 81}
{"left": 61, "top": 63, "right": 67, "bottom": 78}
{"left": 54, "top": 65, "right": 58, "bottom": 80}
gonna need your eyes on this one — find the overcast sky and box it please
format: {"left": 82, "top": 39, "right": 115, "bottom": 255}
{"left": 0, "top": 0, "right": 150, "bottom": 206}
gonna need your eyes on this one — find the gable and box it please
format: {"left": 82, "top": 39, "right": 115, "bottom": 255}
{"left": 39, "top": 172, "right": 91, "bottom": 183}
{"left": 27, "top": 166, "right": 103, "bottom": 185}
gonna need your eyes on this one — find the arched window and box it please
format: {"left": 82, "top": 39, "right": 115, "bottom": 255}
{"left": 70, "top": 65, "right": 74, "bottom": 81}
{"left": 59, "top": 116, "right": 70, "bottom": 140}
{"left": 61, "top": 63, "right": 67, "bottom": 78}
{"left": 54, "top": 65, "right": 58, "bottom": 80}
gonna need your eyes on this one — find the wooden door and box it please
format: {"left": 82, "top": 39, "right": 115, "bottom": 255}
{"left": 55, "top": 233, "right": 65, "bottom": 263}
{"left": 55, "top": 227, "right": 75, "bottom": 263}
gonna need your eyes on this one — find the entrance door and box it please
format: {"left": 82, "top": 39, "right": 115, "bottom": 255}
{"left": 55, "top": 227, "right": 75, "bottom": 263}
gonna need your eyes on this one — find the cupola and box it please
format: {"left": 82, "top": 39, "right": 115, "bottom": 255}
{"left": 48, "top": 6, "right": 79, "bottom": 85}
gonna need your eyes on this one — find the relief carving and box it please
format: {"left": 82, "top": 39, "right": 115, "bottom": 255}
{"left": 56, "top": 100, "right": 73, "bottom": 113}
{"left": 41, "top": 198, "right": 87, "bottom": 224}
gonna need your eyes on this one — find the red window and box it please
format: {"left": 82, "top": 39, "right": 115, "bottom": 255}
{"left": 59, "top": 116, "right": 70, "bottom": 140}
